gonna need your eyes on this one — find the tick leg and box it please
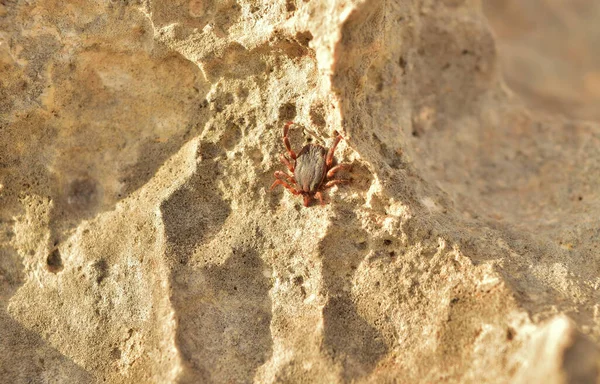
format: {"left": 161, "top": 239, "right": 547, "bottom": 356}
{"left": 323, "top": 179, "right": 349, "bottom": 189}
{"left": 270, "top": 179, "right": 301, "bottom": 195}
{"left": 303, "top": 194, "right": 311, "bottom": 207}
{"left": 283, "top": 121, "right": 297, "bottom": 160}
{"left": 279, "top": 154, "right": 295, "bottom": 173}
{"left": 326, "top": 163, "right": 351, "bottom": 178}
{"left": 274, "top": 171, "right": 297, "bottom": 185}
{"left": 326, "top": 131, "right": 343, "bottom": 167}
{"left": 315, "top": 191, "right": 325, "bottom": 205}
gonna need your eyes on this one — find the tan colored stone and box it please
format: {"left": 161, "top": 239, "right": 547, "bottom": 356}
{"left": 1, "top": 0, "right": 599, "bottom": 383}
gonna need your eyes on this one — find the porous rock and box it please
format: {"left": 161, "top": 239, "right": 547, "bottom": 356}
{"left": 1, "top": 0, "right": 599, "bottom": 383}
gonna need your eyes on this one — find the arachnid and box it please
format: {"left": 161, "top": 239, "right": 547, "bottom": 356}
{"left": 270, "top": 121, "right": 351, "bottom": 207}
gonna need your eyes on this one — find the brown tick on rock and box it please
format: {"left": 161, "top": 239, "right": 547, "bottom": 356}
{"left": 271, "top": 121, "right": 351, "bottom": 207}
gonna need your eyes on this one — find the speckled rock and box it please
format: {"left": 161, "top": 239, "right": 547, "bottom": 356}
{"left": 1, "top": 0, "right": 599, "bottom": 383}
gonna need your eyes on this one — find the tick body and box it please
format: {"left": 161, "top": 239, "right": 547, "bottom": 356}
{"left": 271, "top": 121, "right": 351, "bottom": 207}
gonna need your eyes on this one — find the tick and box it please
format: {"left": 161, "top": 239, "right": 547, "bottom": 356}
{"left": 271, "top": 121, "right": 351, "bottom": 207}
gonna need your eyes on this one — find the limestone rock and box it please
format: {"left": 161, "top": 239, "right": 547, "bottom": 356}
{"left": 1, "top": 0, "right": 599, "bottom": 383}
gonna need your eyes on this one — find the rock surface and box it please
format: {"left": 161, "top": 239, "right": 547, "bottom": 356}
{"left": 1, "top": 0, "right": 599, "bottom": 383}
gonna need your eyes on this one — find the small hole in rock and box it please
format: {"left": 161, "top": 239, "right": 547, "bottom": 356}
{"left": 110, "top": 348, "right": 121, "bottom": 360}
{"left": 310, "top": 102, "right": 326, "bottom": 127}
{"left": 278, "top": 102, "right": 297, "bottom": 121}
{"left": 398, "top": 56, "right": 407, "bottom": 71}
{"left": 286, "top": 0, "right": 296, "bottom": 12}
{"left": 47, "top": 249, "right": 64, "bottom": 273}
{"left": 94, "top": 259, "right": 109, "bottom": 284}
{"left": 295, "top": 31, "right": 313, "bottom": 46}
{"left": 507, "top": 327, "right": 516, "bottom": 341}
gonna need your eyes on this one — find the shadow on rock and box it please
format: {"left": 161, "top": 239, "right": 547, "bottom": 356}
{"left": 0, "top": 311, "right": 95, "bottom": 384}
{"left": 319, "top": 208, "right": 388, "bottom": 381}
{"left": 172, "top": 248, "right": 273, "bottom": 383}
{"left": 0, "top": 247, "right": 93, "bottom": 383}
{"left": 160, "top": 161, "right": 231, "bottom": 264}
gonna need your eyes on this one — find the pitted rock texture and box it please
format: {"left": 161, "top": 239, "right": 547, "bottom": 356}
{"left": 1, "top": 0, "right": 599, "bottom": 383}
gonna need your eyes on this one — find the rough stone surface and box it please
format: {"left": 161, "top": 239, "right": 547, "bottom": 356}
{"left": 1, "top": 0, "right": 599, "bottom": 383}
